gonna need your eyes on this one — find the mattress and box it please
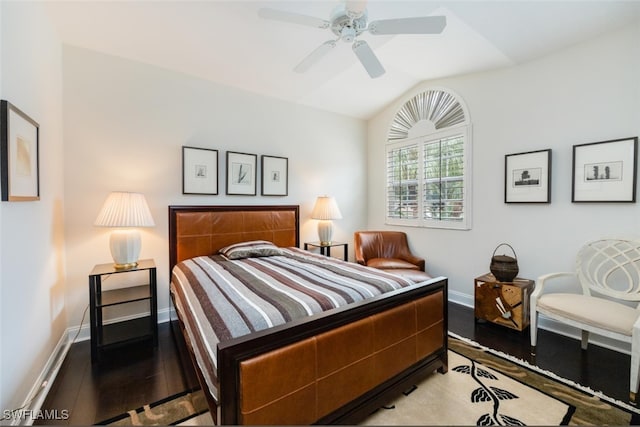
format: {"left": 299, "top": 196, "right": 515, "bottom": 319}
{"left": 170, "top": 247, "right": 418, "bottom": 403}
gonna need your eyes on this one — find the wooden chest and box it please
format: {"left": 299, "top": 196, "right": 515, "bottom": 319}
{"left": 474, "top": 273, "right": 535, "bottom": 331}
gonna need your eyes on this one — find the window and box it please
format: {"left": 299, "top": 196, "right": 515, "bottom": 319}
{"left": 386, "top": 90, "right": 471, "bottom": 230}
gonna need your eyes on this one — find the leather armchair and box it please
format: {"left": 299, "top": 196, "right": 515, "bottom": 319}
{"left": 354, "top": 231, "right": 430, "bottom": 281}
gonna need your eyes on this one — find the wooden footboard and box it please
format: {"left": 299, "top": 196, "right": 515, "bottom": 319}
{"left": 218, "top": 278, "right": 447, "bottom": 425}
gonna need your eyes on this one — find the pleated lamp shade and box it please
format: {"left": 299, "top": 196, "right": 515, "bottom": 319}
{"left": 95, "top": 192, "right": 155, "bottom": 269}
{"left": 94, "top": 192, "right": 155, "bottom": 228}
{"left": 311, "top": 196, "right": 342, "bottom": 220}
{"left": 311, "top": 196, "right": 342, "bottom": 245}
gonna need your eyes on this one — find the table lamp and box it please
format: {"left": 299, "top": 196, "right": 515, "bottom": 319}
{"left": 94, "top": 191, "right": 155, "bottom": 269}
{"left": 311, "top": 196, "right": 342, "bottom": 245}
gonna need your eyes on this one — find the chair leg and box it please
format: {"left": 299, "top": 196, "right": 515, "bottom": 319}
{"left": 530, "top": 307, "right": 538, "bottom": 355}
{"left": 581, "top": 330, "right": 589, "bottom": 350}
{"left": 631, "top": 330, "right": 640, "bottom": 404}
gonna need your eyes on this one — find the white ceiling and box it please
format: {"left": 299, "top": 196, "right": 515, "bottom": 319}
{"left": 45, "top": 0, "right": 640, "bottom": 119}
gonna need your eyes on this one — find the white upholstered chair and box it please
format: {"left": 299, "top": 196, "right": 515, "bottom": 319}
{"left": 530, "top": 238, "right": 640, "bottom": 402}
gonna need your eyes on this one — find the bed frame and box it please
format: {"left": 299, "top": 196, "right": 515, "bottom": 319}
{"left": 169, "top": 205, "right": 448, "bottom": 425}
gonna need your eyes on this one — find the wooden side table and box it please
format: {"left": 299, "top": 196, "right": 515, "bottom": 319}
{"left": 304, "top": 241, "right": 348, "bottom": 261}
{"left": 474, "top": 273, "right": 534, "bottom": 331}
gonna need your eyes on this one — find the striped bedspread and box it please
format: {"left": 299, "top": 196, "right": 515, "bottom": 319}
{"left": 170, "top": 247, "right": 418, "bottom": 403}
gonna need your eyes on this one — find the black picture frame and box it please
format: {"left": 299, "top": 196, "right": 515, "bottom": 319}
{"left": 226, "top": 151, "right": 257, "bottom": 195}
{"left": 572, "top": 137, "right": 638, "bottom": 203}
{"left": 182, "top": 146, "right": 218, "bottom": 195}
{"left": 1, "top": 100, "right": 40, "bottom": 201}
{"left": 261, "top": 155, "right": 288, "bottom": 196}
{"left": 505, "top": 149, "right": 551, "bottom": 203}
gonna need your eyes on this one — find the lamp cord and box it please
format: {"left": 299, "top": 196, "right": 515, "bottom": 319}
{"left": 70, "top": 303, "right": 89, "bottom": 345}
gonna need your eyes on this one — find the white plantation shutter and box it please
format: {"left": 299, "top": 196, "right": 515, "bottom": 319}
{"left": 387, "top": 144, "right": 419, "bottom": 219}
{"left": 386, "top": 89, "right": 471, "bottom": 230}
{"left": 424, "top": 135, "right": 465, "bottom": 221}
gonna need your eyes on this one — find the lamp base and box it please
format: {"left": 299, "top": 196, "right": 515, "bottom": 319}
{"left": 109, "top": 229, "right": 142, "bottom": 269}
{"left": 317, "top": 220, "right": 334, "bottom": 246}
{"left": 113, "top": 262, "right": 138, "bottom": 270}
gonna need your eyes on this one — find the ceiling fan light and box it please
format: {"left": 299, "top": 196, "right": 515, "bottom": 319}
{"left": 345, "top": 0, "right": 368, "bottom": 18}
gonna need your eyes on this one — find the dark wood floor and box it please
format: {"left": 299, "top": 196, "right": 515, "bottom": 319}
{"left": 36, "top": 302, "right": 636, "bottom": 425}
{"left": 35, "top": 321, "right": 200, "bottom": 425}
{"left": 449, "top": 302, "right": 632, "bottom": 404}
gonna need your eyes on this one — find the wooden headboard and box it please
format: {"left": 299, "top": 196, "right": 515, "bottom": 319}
{"left": 168, "top": 205, "right": 300, "bottom": 272}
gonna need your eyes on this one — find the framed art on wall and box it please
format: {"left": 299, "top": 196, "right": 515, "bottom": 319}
{"left": 226, "top": 151, "right": 257, "bottom": 195}
{"left": 1, "top": 100, "right": 40, "bottom": 201}
{"left": 182, "top": 146, "right": 218, "bottom": 195}
{"left": 261, "top": 155, "right": 288, "bottom": 196}
{"left": 505, "top": 149, "right": 551, "bottom": 203}
{"left": 572, "top": 137, "right": 638, "bottom": 203}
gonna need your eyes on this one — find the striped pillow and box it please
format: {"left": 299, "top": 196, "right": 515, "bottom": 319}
{"left": 219, "top": 240, "right": 284, "bottom": 260}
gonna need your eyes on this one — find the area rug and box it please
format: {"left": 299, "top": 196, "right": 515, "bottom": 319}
{"left": 98, "top": 389, "right": 208, "bottom": 426}
{"left": 363, "top": 335, "right": 640, "bottom": 425}
{"left": 99, "top": 336, "right": 640, "bottom": 426}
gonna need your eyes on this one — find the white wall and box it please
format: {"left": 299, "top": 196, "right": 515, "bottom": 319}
{"left": 368, "top": 21, "right": 640, "bottom": 304}
{"left": 62, "top": 46, "right": 368, "bottom": 327}
{"left": 0, "top": 1, "right": 65, "bottom": 414}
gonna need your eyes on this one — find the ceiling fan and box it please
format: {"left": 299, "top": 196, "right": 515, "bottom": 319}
{"left": 258, "top": 0, "right": 446, "bottom": 78}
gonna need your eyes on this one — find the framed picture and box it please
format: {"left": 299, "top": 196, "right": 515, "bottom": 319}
{"left": 505, "top": 149, "right": 551, "bottom": 203}
{"left": 182, "top": 146, "right": 218, "bottom": 195}
{"left": 572, "top": 137, "right": 638, "bottom": 203}
{"left": 226, "top": 151, "right": 257, "bottom": 195}
{"left": 1, "top": 100, "right": 39, "bottom": 201}
{"left": 261, "top": 155, "right": 288, "bottom": 196}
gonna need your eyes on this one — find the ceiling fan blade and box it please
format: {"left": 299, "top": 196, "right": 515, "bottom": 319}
{"left": 294, "top": 40, "right": 337, "bottom": 73}
{"left": 368, "top": 15, "right": 446, "bottom": 35}
{"left": 258, "top": 8, "right": 330, "bottom": 29}
{"left": 352, "top": 40, "right": 385, "bottom": 78}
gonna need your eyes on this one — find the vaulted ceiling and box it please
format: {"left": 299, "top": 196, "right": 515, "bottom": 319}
{"left": 46, "top": 1, "right": 640, "bottom": 119}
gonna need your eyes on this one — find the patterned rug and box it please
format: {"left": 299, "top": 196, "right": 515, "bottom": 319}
{"left": 98, "top": 390, "right": 208, "bottom": 426}
{"left": 363, "top": 335, "right": 640, "bottom": 425}
{"left": 99, "top": 336, "right": 640, "bottom": 425}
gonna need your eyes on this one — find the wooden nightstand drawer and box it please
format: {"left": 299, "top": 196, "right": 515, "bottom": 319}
{"left": 474, "top": 273, "right": 534, "bottom": 331}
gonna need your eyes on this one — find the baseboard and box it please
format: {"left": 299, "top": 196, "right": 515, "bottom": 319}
{"left": 17, "top": 307, "right": 174, "bottom": 425}
{"left": 8, "top": 333, "right": 70, "bottom": 426}
{"left": 67, "top": 307, "right": 173, "bottom": 343}
{"left": 447, "top": 292, "right": 631, "bottom": 355}
{"left": 448, "top": 289, "right": 474, "bottom": 308}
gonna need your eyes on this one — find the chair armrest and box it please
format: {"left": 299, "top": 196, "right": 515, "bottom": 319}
{"left": 532, "top": 272, "right": 576, "bottom": 299}
{"left": 400, "top": 254, "right": 425, "bottom": 271}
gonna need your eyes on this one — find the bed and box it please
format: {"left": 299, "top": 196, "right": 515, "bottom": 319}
{"left": 169, "top": 205, "right": 448, "bottom": 425}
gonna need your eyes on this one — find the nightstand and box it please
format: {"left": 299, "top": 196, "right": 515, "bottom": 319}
{"left": 89, "top": 259, "right": 158, "bottom": 363}
{"left": 474, "top": 273, "right": 534, "bottom": 331}
{"left": 304, "top": 241, "right": 348, "bottom": 261}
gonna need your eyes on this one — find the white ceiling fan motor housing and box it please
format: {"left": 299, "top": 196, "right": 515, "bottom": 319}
{"left": 330, "top": 5, "right": 367, "bottom": 42}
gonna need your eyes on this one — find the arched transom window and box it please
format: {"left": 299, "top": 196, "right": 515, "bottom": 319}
{"left": 386, "top": 89, "right": 472, "bottom": 230}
